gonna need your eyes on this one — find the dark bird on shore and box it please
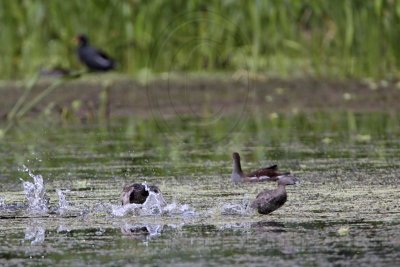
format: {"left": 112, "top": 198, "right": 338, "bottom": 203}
{"left": 231, "top": 152, "right": 287, "bottom": 183}
{"left": 76, "top": 34, "right": 115, "bottom": 71}
{"left": 251, "top": 174, "right": 299, "bottom": 215}
{"left": 120, "top": 183, "right": 165, "bottom": 206}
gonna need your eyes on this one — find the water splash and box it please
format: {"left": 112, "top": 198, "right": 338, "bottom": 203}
{"left": 56, "top": 189, "right": 70, "bottom": 214}
{"left": 20, "top": 165, "right": 49, "bottom": 213}
{"left": 220, "top": 198, "right": 252, "bottom": 216}
{"left": 0, "top": 196, "right": 4, "bottom": 207}
{"left": 111, "top": 203, "right": 142, "bottom": 217}
{"left": 140, "top": 186, "right": 167, "bottom": 215}
{"left": 220, "top": 203, "right": 248, "bottom": 215}
{"left": 24, "top": 225, "right": 46, "bottom": 245}
{"left": 56, "top": 225, "right": 71, "bottom": 233}
{"left": 112, "top": 182, "right": 165, "bottom": 216}
{"left": 163, "top": 202, "right": 196, "bottom": 217}
{"left": 111, "top": 182, "right": 194, "bottom": 217}
{"left": 54, "top": 189, "right": 83, "bottom": 217}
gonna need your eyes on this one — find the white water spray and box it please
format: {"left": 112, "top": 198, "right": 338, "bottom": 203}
{"left": 21, "top": 165, "right": 49, "bottom": 213}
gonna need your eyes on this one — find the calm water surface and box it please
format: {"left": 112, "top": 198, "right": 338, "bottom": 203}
{"left": 0, "top": 113, "right": 399, "bottom": 266}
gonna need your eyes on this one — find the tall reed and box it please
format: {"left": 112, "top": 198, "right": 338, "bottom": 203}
{"left": 0, "top": 0, "right": 399, "bottom": 79}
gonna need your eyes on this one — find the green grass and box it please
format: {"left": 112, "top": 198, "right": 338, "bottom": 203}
{"left": 1, "top": 0, "right": 400, "bottom": 79}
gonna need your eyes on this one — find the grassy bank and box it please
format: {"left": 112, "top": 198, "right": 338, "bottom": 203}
{"left": 1, "top": 0, "right": 400, "bottom": 79}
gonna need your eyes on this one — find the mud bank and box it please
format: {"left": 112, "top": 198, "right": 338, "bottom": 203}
{"left": 1, "top": 75, "right": 399, "bottom": 120}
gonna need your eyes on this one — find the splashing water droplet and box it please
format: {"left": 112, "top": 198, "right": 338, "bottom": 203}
{"left": 56, "top": 189, "right": 70, "bottom": 213}
{"left": 0, "top": 196, "right": 5, "bottom": 207}
{"left": 111, "top": 203, "right": 142, "bottom": 217}
{"left": 20, "top": 166, "right": 49, "bottom": 213}
{"left": 140, "top": 191, "right": 165, "bottom": 215}
{"left": 24, "top": 225, "right": 45, "bottom": 245}
{"left": 163, "top": 202, "right": 196, "bottom": 217}
{"left": 56, "top": 225, "right": 71, "bottom": 233}
{"left": 112, "top": 182, "right": 194, "bottom": 217}
{"left": 220, "top": 198, "right": 252, "bottom": 216}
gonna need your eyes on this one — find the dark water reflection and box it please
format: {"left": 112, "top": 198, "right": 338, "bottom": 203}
{"left": 0, "top": 112, "right": 399, "bottom": 266}
{"left": 0, "top": 219, "right": 397, "bottom": 266}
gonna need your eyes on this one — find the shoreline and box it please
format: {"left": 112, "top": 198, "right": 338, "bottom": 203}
{"left": 1, "top": 75, "right": 399, "bottom": 121}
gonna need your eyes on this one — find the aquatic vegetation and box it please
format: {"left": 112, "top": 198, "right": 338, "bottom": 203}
{"left": 0, "top": 111, "right": 398, "bottom": 266}
{"left": 1, "top": 1, "right": 400, "bottom": 78}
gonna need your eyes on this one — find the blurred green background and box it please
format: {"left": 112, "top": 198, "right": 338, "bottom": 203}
{"left": 1, "top": 0, "right": 400, "bottom": 79}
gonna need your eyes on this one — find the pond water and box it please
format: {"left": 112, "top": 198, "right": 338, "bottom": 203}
{"left": 0, "top": 112, "right": 399, "bottom": 266}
